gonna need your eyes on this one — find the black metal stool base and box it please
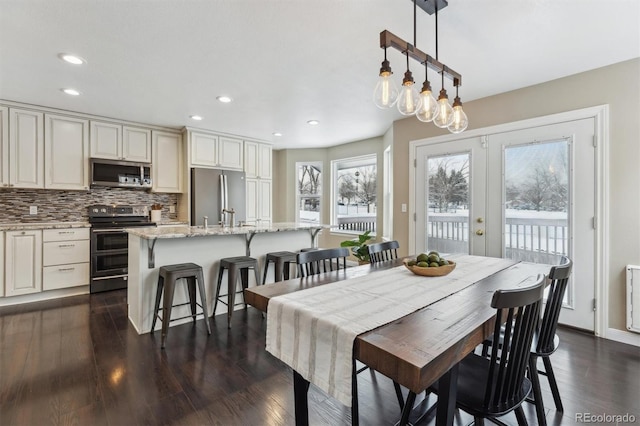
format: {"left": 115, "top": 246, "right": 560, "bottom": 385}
{"left": 262, "top": 251, "right": 297, "bottom": 285}
{"left": 214, "top": 256, "right": 260, "bottom": 329}
{"left": 151, "top": 262, "right": 211, "bottom": 349}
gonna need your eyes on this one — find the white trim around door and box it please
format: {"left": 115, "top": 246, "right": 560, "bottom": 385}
{"left": 409, "top": 105, "right": 612, "bottom": 339}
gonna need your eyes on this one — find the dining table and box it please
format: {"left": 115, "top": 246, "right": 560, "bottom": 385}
{"left": 244, "top": 254, "right": 549, "bottom": 426}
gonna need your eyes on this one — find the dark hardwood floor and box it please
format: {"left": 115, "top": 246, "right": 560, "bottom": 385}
{"left": 1, "top": 289, "right": 639, "bottom": 425}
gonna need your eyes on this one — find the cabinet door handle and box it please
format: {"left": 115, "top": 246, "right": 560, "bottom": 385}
{"left": 58, "top": 243, "right": 75, "bottom": 248}
{"left": 58, "top": 267, "right": 75, "bottom": 272}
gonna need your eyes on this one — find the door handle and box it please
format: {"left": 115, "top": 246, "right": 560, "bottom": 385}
{"left": 476, "top": 229, "right": 484, "bottom": 236}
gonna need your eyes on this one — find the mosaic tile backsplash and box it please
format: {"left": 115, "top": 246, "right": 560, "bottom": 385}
{"left": 0, "top": 188, "right": 179, "bottom": 223}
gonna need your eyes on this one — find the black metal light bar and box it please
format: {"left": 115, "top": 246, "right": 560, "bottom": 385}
{"left": 379, "top": 30, "right": 461, "bottom": 87}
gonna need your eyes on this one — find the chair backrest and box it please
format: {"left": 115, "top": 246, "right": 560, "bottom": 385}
{"left": 536, "top": 256, "right": 573, "bottom": 354}
{"left": 367, "top": 240, "right": 400, "bottom": 264}
{"left": 297, "top": 248, "right": 349, "bottom": 277}
{"left": 484, "top": 275, "right": 545, "bottom": 412}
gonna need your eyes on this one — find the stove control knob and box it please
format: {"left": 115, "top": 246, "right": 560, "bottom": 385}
{"left": 101, "top": 208, "right": 107, "bottom": 213}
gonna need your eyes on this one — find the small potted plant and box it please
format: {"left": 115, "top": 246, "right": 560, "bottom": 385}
{"left": 340, "top": 230, "right": 374, "bottom": 264}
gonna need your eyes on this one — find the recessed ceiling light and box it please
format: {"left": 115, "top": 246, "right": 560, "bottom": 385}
{"left": 216, "top": 96, "right": 233, "bottom": 103}
{"left": 58, "top": 53, "right": 85, "bottom": 65}
{"left": 307, "top": 120, "right": 319, "bottom": 126}
{"left": 272, "top": 132, "right": 283, "bottom": 137}
{"left": 61, "top": 88, "right": 81, "bottom": 96}
{"left": 190, "top": 115, "right": 203, "bottom": 121}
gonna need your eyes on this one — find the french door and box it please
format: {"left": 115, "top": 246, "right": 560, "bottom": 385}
{"left": 414, "top": 118, "right": 596, "bottom": 331}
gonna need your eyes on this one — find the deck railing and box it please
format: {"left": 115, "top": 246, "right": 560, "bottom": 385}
{"left": 337, "top": 216, "right": 376, "bottom": 233}
{"left": 427, "top": 214, "right": 567, "bottom": 263}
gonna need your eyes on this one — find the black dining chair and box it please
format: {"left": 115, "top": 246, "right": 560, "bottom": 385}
{"left": 296, "top": 247, "right": 349, "bottom": 277}
{"left": 367, "top": 240, "right": 400, "bottom": 264}
{"left": 482, "top": 256, "right": 572, "bottom": 426}
{"left": 423, "top": 275, "right": 546, "bottom": 426}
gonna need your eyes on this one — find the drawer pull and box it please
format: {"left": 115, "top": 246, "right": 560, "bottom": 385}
{"left": 58, "top": 267, "right": 75, "bottom": 272}
{"left": 58, "top": 244, "right": 75, "bottom": 248}
{"left": 58, "top": 231, "right": 75, "bottom": 234}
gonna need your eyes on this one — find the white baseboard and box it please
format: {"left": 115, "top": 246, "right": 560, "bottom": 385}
{"left": 606, "top": 327, "right": 640, "bottom": 347}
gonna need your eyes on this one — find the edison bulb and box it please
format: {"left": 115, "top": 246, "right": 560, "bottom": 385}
{"left": 433, "top": 90, "right": 454, "bottom": 128}
{"left": 397, "top": 82, "right": 422, "bottom": 116}
{"left": 448, "top": 101, "right": 468, "bottom": 134}
{"left": 416, "top": 87, "right": 439, "bottom": 123}
{"left": 373, "top": 72, "right": 398, "bottom": 109}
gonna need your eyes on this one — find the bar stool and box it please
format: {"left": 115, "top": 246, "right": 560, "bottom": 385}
{"left": 151, "top": 262, "right": 211, "bottom": 349}
{"left": 262, "top": 251, "right": 297, "bottom": 284}
{"left": 214, "top": 256, "right": 260, "bottom": 328}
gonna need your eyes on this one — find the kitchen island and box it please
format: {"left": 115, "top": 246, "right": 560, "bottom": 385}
{"left": 126, "top": 223, "right": 328, "bottom": 334}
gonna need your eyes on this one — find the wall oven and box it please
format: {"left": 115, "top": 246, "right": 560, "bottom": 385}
{"left": 89, "top": 205, "right": 153, "bottom": 293}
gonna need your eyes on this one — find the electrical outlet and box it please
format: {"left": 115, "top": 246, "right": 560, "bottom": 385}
{"left": 169, "top": 205, "right": 176, "bottom": 214}
{"left": 401, "top": 203, "right": 407, "bottom": 213}
{"left": 29, "top": 206, "right": 38, "bottom": 215}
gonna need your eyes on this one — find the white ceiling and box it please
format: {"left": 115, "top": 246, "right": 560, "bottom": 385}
{"left": 1, "top": 0, "right": 638, "bottom": 149}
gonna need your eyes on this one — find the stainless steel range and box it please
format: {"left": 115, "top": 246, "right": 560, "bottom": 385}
{"left": 88, "top": 204, "right": 153, "bottom": 293}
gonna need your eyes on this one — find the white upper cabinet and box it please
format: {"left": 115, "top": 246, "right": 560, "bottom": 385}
{"left": 8, "top": 108, "right": 44, "bottom": 189}
{"left": 190, "top": 131, "right": 219, "bottom": 167}
{"left": 90, "top": 121, "right": 151, "bottom": 163}
{"left": 218, "top": 136, "right": 244, "bottom": 170}
{"left": 45, "top": 114, "right": 89, "bottom": 190}
{"left": 244, "top": 141, "right": 272, "bottom": 179}
{"left": 123, "top": 126, "right": 152, "bottom": 162}
{"left": 152, "top": 131, "right": 183, "bottom": 193}
{"left": 0, "top": 107, "right": 8, "bottom": 187}
{"left": 90, "top": 121, "right": 121, "bottom": 159}
{"left": 187, "top": 129, "right": 243, "bottom": 170}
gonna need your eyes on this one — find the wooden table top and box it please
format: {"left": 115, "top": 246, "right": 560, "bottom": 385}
{"left": 244, "top": 256, "right": 548, "bottom": 394}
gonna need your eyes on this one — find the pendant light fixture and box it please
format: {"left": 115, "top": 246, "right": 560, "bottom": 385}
{"left": 416, "top": 61, "right": 438, "bottom": 122}
{"left": 448, "top": 85, "right": 469, "bottom": 133}
{"left": 373, "top": 47, "right": 399, "bottom": 109}
{"left": 433, "top": 71, "right": 454, "bottom": 128}
{"left": 397, "top": 51, "right": 422, "bottom": 115}
{"left": 375, "top": 0, "right": 468, "bottom": 133}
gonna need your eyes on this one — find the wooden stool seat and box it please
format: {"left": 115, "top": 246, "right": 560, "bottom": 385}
{"left": 214, "top": 256, "right": 260, "bottom": 328}
{"left": 262, "top": 251, "right": 297, "bottom": 285}
{"left": 151, "top": 262, "right": 211, "bottom": 349}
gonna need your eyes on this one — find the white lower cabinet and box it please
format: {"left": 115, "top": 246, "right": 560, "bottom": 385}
{"left": 5, "top": 230, "right": 42, "bottom": 297}
{"left": 0, "top": 231, "right": 4, "bottom": 297}
{"left": 42, "top": 228, "right": 90, "bottom": 291}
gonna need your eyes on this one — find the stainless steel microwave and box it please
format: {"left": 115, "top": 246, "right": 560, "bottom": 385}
{"left": 90, "top": 159, "right": 152, "bottom": 189}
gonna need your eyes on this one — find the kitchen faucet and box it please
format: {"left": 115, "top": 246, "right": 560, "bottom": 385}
{"left": 221, "top": 208, "right": 236, "bottom": 227}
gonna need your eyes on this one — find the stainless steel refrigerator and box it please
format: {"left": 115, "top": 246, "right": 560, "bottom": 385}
{"left": 190, "top": 168, "right": 246, "bottom": 226}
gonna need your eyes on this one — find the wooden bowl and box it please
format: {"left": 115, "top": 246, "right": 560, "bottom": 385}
{"left": 403, "top": 259, "right": 456, "bottom": 277}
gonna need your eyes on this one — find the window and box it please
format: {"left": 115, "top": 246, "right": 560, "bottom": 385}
{"left": 332, "top": 154, "right": 377, "bottom": 235}
{"left": 296, "top": 162, "right": 322, "bottom": 224}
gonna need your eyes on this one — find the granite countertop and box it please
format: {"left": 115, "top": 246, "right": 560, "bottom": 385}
{"left": 0, "top": 221, "right": 91, "bottom": 231}
{"left": 126, "top": 222, "right": 330, "bottom": 240}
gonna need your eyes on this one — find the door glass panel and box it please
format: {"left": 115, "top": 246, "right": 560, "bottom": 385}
{"left": 426, "top": 153, "right": 470, "bottom": 254}
{"left": 503, "top": 140, "right": 569, "bottom": 265}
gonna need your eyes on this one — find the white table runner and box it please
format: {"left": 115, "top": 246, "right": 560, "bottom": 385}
{"left": 265, "top": 255, "right": 516, "bottom": 406}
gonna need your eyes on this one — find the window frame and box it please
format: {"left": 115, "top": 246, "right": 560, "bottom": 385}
{"left": 330, "top": 153, "right": 378, "bottom": 236}
{"left": 295, "top": 161, "right": 323, "bottom": 224}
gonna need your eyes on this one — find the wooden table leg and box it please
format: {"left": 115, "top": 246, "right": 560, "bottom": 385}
{"left": 436, "top": 364, "right": 459, "bottom": 426}
{"left": 293, "top": 370, "right": 310, "bottom": 426}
